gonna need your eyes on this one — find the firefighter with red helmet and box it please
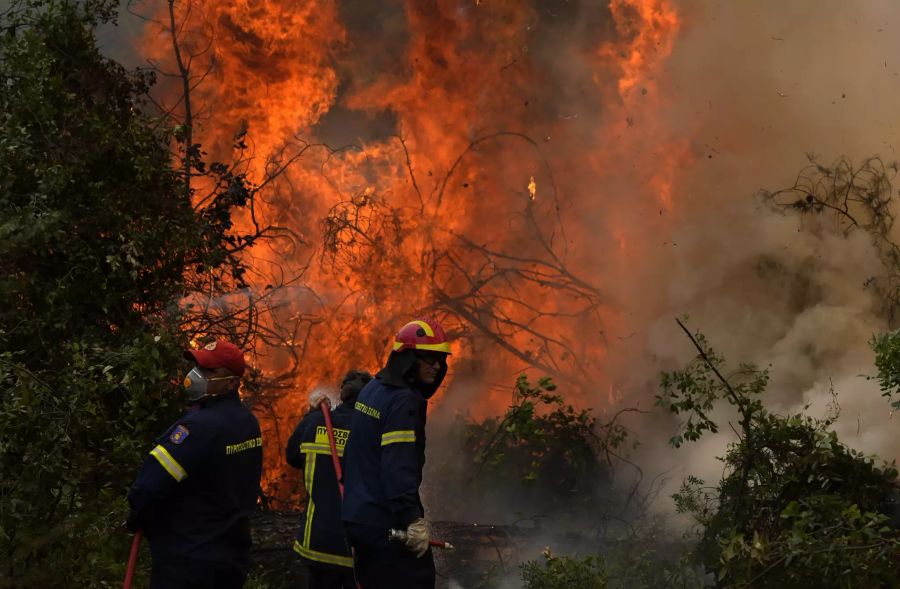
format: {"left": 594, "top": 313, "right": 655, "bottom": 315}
{"left": 126, "top": 340, "right": 263, "bottom": 589}
{"left": 341, "top": 318, "right": 451, "bottom": 589}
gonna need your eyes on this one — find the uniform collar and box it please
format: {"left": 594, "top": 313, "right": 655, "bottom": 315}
{"left": 376, "top": 366, "right": 407, "bottom": 389}
{"left": 199, "top": 389, "right": 241, "bottom": 407}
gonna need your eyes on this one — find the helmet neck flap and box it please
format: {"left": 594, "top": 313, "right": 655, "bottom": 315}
{"left": 376, "top": 348, "right": 448, "bottom": 399}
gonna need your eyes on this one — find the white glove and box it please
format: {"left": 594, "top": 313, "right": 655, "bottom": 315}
{"left": 404, "top": 518, "right": 430, "bottom": 558}
{"left": 308, "top": 387, "right": 339, "bottom": 410}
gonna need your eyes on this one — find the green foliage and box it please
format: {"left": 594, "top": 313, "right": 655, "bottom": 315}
{"left": 656, "top": 324, "right": 767, "bottom": 448}
{"left": 520, "top": 549, "right": 608, "bottom": 589}
{"left": 717, "top": 498, "right": 898, "bottom": 588}
{"left": 0, "top": 335, "right": 182, "bottom": 585}
{"left": 602, "top": 516, "right": 707, "bottom": 589}
{"left": 707, "top": 413, "right": 900, "bottom": 588}
{"left": 481, "top": 522, "right": 703, "bottom": 589}
{"left": 0, "top": 2, "right": 255, "bottom": 586}
{"left": 661, "top": 324, "right": 900, "bottom": 588}
{"left": 671, "top": 476, "right": 717, "bottom": 531}
{"left": 464, "top": 375, "right": 618, "bottom": 510}
{"left": 871, "top": 328, "right": 900, "bottom": 410}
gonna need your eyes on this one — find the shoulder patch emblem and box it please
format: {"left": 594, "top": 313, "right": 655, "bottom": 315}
{"left": 204, "top": 341, "right": 218, "bottom": 351}
{"left": 170, "top": 424, "right": 190, "bottom": 444}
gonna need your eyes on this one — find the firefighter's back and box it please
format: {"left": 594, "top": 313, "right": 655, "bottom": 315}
{"left": 146, "top": 393, "right": 263, "bottom": 565}
{"left": 286, "top": 403, "right": 354, "bottom": 568}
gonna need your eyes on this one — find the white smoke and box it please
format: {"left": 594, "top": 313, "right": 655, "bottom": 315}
{"left": 612, "top": 0, "right": 900, "bottom": 502}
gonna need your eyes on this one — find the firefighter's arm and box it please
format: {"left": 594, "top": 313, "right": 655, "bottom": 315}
{"left": 126, "top": 453, "right": 174, "bottom": 531}
{"left": 285, "top": 411, "right": 315, "bottom": 470}
{"left": 379, "top": 391, "right": 423, "bottom": 529}
{"left": 126, "top": 416, "right": 212, "bottom": 530}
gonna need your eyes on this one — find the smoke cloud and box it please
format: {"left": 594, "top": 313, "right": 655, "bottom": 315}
{"left": 102, "top": 0, "right": 900, "bottom": 520}
{"left": 608, "top": 0, "right": 900, "bottom": 499}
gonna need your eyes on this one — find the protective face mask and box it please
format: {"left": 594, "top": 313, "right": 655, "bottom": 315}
{"left": 183, "top": 367, "right": 234, "bottom": 401}
{"left": 184, "top": 367, "right": 210, "bottom": 401}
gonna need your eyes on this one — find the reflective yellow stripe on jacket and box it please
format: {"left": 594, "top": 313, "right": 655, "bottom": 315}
{"left": 302, "top": 452, "right": 316, "bottom": 551}
{"left": 300, "top": 442, "right": 345, "bottom": 457}
{"left": 381, "top": 430, "right": 416, "bottom": 446}
{"left": 292, "top": 539, "right": 353, "bottom": 568}
{"left": 150, "top": 445, "right": 187, "bottom": 482}
{"left": 295, "top": 447, "right": 353, "bottom": 567}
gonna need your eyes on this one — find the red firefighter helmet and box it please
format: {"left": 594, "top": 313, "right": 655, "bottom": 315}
{"left": 392, "top": 318, "right": 451, "bottom": 354}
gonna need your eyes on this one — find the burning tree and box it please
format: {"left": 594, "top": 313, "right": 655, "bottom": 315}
{"left": 128, "top": 0, "right": 685, "bottom": 505}
{"left": 318, "top": 132, "right": 610, "bottom": 389}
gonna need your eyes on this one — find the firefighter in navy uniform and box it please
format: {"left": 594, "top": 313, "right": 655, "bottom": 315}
{"left": 342, "top": 318, "right": 451, "bottom": 589}
{"left": 286, "top": 370, "right": 372, "bottom": 589}
{"left": 127, "top": 340, "right": 263, "bottom": 589}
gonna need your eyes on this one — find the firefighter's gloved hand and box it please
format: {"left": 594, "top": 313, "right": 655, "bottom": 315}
{"left": 308, "top": 388, "right": 339, "bottom": 410}
{"left": 404, "top": 518, "right": 430, "bottom": 558}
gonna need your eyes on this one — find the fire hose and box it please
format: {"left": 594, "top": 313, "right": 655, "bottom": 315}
{"left": 320, "top": 400, "right": 345, "bottom": 497}
{"left": 319, "top": 402, "right": 453, "bottom": 552}
{"left": 122, "top": 400, "right": 450, "bottom": 589}
{"left": 122, "top": 529, "right": 142, "bottom": 589}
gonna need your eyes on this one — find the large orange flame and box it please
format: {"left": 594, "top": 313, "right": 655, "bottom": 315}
{"left": 139, "top": 0, "right": 685, "bottom": 499}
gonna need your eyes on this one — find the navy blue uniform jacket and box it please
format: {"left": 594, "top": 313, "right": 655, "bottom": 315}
{"left": 341, "top": 377, "right": 428, "bottom": 530}
{"left": 285, "top": 403, "right": 354, "bottom": 568}
{"left": 127, "top": 391, "right": 263, "bottom": 565}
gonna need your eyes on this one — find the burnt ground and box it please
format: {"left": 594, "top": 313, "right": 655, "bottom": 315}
{"left": 250, "top": 509, "right": 543, "bottom": 589}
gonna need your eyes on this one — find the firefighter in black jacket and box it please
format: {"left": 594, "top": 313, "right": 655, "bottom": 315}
{"left": 286, "top": 369, "right": 373, "bottom": 589}
{"left": 127, "top": 340, "right": 263, "bottom": 589}
{"left": 342, "top": 318, "right": 451, "bottom": 589}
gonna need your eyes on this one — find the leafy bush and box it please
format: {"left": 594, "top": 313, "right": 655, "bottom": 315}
{"left": 437, "top": 374, "right": 637, "bottom": 520}
{"left": 872, "top": 328, "right": 900, "bottom": 410}
{"left": 0, "top": 1, "right": 254, "bottom": 586}
{"left": 658, "top": 322, "right": 900, "bottom": 588}
{"left": 468, "top": 375, "right": 604, "bottom": 492}
{"left": 520, "top": 549, "right": 608, "bottom": 589}
{"left": 602, "top": 516, "right": 706, "bottom": 589}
